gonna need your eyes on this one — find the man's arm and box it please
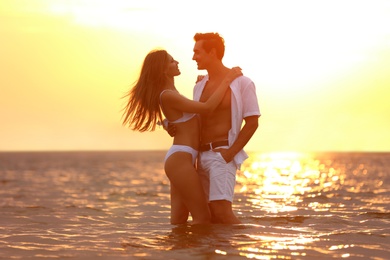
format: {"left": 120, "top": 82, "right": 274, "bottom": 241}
{"left": 217, "top": 115, "right": 259, "bottom": 163}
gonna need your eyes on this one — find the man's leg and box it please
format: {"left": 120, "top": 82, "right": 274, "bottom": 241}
{"left": 199, "top": 150, "right": 241, "bottom": 224}
{"left": 209, "top": 200, "right": 241, "bottom": 224}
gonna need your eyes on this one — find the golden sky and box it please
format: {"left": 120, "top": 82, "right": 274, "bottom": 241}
{"left": 1, "top": 0, "right": 389, "bottom": 152}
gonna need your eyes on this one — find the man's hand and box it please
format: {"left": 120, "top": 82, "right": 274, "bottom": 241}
{"left": 166, "top": 122, "right": 176, "bottom": 137}
{"left": 213, "top": 148, "right": 234, "bottom": 163}
{"left": 212, "top": 116, "right": 259, "bottom": 163}
{"left": 159, "top": 119, "right": 176, "bottom": 137}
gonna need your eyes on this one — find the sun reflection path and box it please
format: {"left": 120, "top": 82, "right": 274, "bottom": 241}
{"left": 233, "top": 152, "right": 349, "bottom": 259}
{"left": 237, "top": 152, "right": 344, "bottom": 214}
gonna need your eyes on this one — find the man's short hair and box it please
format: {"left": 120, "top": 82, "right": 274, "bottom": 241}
{"left": 194, "top": 32, "right": 225, "bottom": 60}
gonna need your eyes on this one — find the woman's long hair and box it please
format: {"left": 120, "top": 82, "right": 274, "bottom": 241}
{"left": 122, "top": 49, "right": 168, "bottom": 132}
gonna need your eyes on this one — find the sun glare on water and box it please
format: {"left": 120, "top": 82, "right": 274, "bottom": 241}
{"left": 237, "top": 152, "right": 344, "bottom": 214}
{"left": 233, "top": 151, "right": 346, "bottom": 258}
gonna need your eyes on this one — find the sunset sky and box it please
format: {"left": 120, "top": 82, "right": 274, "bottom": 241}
{"left": 1, "top": 0, "right": 389, "bottom": 152}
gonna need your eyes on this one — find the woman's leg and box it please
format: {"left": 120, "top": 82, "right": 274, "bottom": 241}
{"left": 165, "top": 152, "right": 211, "bottom": 224}
{"left": 170, "top": 184, "right": 189, "bottom": 224}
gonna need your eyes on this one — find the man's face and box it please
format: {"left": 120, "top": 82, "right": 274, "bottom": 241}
{"left": 192, "top": 40, "right": 211, "bottom": 70}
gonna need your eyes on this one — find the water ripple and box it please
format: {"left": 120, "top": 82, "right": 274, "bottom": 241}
{"left": 0, "top": 151, "right": 389, "bottom": 259}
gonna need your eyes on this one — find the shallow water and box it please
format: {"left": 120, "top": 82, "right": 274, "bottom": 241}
{"left": 0, "top": 151, "right": 389, "bottom": 259}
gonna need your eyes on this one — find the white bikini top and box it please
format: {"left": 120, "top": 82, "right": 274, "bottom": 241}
{"left": 159, "top": 90, "right": 196, "bottom": 124}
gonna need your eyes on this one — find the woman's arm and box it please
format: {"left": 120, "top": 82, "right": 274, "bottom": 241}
{"left": 163, "top": 67, "right": 242, "bottom": 114}
{"left": 203, "top": 67, "right": 242, "bottom": 112}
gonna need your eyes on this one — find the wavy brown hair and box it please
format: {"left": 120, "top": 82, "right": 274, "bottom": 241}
{"left": 122, "top": 49, "right": 169, "bottom": 132}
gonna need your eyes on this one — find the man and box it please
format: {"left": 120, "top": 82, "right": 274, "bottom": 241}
{"left": 192, "top": 32, "right": 260, "bottom": 224}
{"left": 166, "top": 32, "right": 260, "bottom": 224}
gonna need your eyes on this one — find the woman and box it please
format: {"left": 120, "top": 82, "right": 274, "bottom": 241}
{"left": 122, "top": 49, "right": 242, "bottom": 224}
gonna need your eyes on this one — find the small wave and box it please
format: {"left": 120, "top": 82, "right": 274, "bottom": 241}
{"left": 0, "top": 179, "right": 12, "bottom": 185}
{"left": 25, "top": 205, "right": 48, "bottom": 209}
{"left": 359, "top": 212, "right": 390, "bottom": 219}
{"left": 248, "top": 215, "right": 309, "bottom": 224}
{"left": 135, "top": 191, "right": 160, "bottom": 197}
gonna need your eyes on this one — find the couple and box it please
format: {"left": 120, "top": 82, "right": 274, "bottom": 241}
{"left": 122, "top": 33, "right": 261, "bottom": 225}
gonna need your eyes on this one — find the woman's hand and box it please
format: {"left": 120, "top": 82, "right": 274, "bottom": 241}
{"left": 225, "top": 66, "right": 243, "bottom": 82}
{"left": 196, "top": 75, "right": 206, "bottom": 83}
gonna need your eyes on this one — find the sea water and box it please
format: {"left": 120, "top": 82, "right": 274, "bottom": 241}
{"left": 0, "top": 151, "right": 389, "bottom": 259}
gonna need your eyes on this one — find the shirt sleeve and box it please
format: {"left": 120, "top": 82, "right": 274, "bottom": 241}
{"left": 241, "top": 77, "right": 261, "bottom": 118}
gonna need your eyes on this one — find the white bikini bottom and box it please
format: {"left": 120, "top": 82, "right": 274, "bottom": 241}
{"left": 165, "top": 145, "right": 198, "bottom": 165}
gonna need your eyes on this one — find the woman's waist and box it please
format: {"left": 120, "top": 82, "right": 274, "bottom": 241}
{"left": 172, "top": 136, "right": 199, "bottom": 150}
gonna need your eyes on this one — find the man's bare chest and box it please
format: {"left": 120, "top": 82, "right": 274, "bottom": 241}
{"left": 199, "top": 82, "right": 231, "bottom": 109}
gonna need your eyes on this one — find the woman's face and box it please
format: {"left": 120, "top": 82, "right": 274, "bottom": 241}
{"left": 165, "top": 54, "right": 180, "bottom": 78}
